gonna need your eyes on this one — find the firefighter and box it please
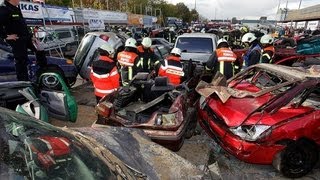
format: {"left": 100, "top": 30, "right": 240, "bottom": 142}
{"left": 158, "top": 48, "right": 184, "bottom": 85}
{"left": 260, "top": 34, "right": 275, "bottom": 63}
{"left": 117, "top": 38, "right": 140, "bottom": 86}
{"left": 136, "top": 37, "right": 159, "bottom": 73}
{"left": 206, "top": 38, "right": 237, "bottom": 79}
{"left": 0, "top": 0, "right": 47, "bottom": 81}
{"left": 90, "top": 44, "right": 120, "bottom": 103}
{"left": 241, "top": 32, "right": 262, "bottom": 69}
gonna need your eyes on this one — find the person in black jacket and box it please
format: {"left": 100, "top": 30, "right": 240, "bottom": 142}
{"left": 0, "top": 0, "right": 47, "bottom": 81}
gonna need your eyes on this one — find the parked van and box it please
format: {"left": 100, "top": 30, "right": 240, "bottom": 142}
{"left": 35, "top": 27, "right": 78, "bottom": 56}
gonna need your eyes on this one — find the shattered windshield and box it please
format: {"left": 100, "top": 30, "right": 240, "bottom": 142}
{"left": 229, "top": 68, "right": 294, "bottom": 95}
{"left": 0, "top": 108, "right": 117, "bottom": 180}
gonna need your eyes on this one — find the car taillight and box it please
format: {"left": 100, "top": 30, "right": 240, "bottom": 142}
{"left": 96, "top": 101, "right": 113, "bottom": 117}
{"left": 99, "top": 35, "right": 109, "bottom": 41}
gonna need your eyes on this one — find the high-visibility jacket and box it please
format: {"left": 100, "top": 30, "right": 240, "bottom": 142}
{"left": 117, "top": 51, "right": 139, "bottom": 85}
{"left": 216, "top": 47, "right": 237, "bottom": 79}
{"left": 158, "top": 55, "right": 184, "bottom": 85}
{"left": 90, "top": 56, "right": 120, "bottom": 98}
{"left": 137, "top": 45, "right": 158, "bottom": 72}
{"left": 260, "top": 46, "right": 275, "bottom": 63}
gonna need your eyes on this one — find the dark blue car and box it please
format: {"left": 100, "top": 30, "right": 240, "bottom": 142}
{"left": 0, "top": 44, "right": 78, "bottom": 86}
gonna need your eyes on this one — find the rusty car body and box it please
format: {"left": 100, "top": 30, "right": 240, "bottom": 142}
{"left": 196, "top": 64, "right": 320, "bottom": 178}
{"left": 96, "top": 73, "right": 199, "bottom": 151}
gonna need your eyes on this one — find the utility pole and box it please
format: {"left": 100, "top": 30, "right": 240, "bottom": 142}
{"left": 215, "top": 8, "right": 217, "bottom": 20}
{"left": 277, "top": 0, "right": 281, "bottom": 12}
{"left": 298, "top": 0, "right": 302, "bottom": 9}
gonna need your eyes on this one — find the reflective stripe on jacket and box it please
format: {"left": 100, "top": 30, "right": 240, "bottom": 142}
{"left": 216, "top": 48, "right": 237, "bottom": 77}
{"left": 117, "top": 51, "right": 138, "bottom": 67}
{"left": 158, "top": 55, "right": 184, "bottom": 85}
{"left": 260, "top": 46, "right": 275, "bottom": 63}
{"left": 117, "top": 51, "right": 139, "bottom": 83}
{"left": 90, "top": 56, "right": 120, "bottom": 98}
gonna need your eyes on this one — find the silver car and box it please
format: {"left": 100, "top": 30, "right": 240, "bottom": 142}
{"left": 73, "top": 32, "right": 124, "bottom": 80}
{"left": 174, "top": 33, "right": 218, "bottom": 64}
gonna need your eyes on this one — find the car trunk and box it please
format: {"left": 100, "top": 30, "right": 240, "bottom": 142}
{"left": 115, "top": 93, "right": 175, "bottom": 124}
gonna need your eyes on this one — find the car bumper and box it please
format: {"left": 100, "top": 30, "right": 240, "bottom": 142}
{"left": 198, "top": 108, "right": 285, "bottom": 164}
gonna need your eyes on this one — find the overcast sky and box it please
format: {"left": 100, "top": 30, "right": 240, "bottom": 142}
{"left": 169, "top": 0, "right": 320, "bottom": 20}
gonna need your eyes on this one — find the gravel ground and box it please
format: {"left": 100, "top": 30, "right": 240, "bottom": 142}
{"left": 50, "top": 78, "right": 320, "bottom": 180}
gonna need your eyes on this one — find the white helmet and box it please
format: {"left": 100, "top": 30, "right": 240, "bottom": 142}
{"left": 142, "top": 37, "right": 152, "bottom": 48}
{"left": 241, "top": 33, "right": 257, "bottom": 43}
{"left": 125, "top": 38, "right": 137, "bottom": 48}
{"left": 100, "top": 44, "right": 115, "bottom": 55}
{"left": 170, "top": 48, "right": 181, "bottom": 56}
{"left": 217, "top": 38, "right": 229, "bottom": 47}
{"left": 260, "top": 34, "right": 274, "bottom": 44}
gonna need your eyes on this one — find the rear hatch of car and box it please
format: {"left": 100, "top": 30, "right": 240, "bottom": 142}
{"left": 175, "top": 37, "right": 214, "bottom": 63}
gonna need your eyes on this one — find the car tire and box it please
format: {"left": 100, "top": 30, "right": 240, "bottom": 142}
{"left": 273, "top": 140, "right": 318, "bottom": 178}
{"left": 37, "top": 66, "right": 69, "bottom": 88}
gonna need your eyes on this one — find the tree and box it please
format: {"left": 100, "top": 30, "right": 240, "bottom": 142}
{"left": 190, "top": 9, "right": 199, "bottom": 22}
{"left": 175, "top": 3, "right": 191, "bottom": 22}
{"left": 231, "top": 17, "right": 238, "bottom": 24}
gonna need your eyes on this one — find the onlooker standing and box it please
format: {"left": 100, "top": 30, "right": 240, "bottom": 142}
{"left": 0, "top": 0, "right": 47, "bottom": 81}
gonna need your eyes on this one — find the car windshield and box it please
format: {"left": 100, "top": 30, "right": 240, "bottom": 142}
{"left": 229, "top": 68, "right": 293, "bottom": 95}
{"left": 0, "top": 108, "right": 117, "bottom": 180}
{"left": 74, "top": 34, "right": 96, "bottom": 67}
{"left": 176, "top": 37, "right": 213, "bottom": 53}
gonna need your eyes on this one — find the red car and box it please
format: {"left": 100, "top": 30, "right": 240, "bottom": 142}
{"left": 196, "top": 64, "right": 320, "bottom": 178}
{"left": 96, "top": 73, "right": 199, "bottom": 151}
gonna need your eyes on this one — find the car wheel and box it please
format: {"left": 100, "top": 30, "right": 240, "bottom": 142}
{"left": 273, "top": 140, "right": 318, "bottom": 178}
{"left": 37, "top": 66, "right": 69, "bottom": 88}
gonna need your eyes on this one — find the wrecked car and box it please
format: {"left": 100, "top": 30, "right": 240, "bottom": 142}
{"left": 0, "top": 44, "right": 78, "bottom": 86}
{"left": 196, "top": 63, "right": 320, "bottom": 178}
{"left": 96, "top": 73, "right": 199, "bottom": 151}
{"left": 0, "top": 107, "right": 203, "bottom": 179}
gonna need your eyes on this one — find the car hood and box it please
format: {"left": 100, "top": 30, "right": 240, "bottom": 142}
{"left": 206, "top": 93, "right": 313, "bottom": 127}
{"left": 72, "top": 126, "right": 203, "bottom": 179}
{"left": 180, "top": 52, "right": 211, "bottom": 63}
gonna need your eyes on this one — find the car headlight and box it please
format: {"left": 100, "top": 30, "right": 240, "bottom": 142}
{"left": 155, "top": 113, "right": 176, "bottom": 126}
{"left": 230, "top": 125, "right": 270, "bottom": 141}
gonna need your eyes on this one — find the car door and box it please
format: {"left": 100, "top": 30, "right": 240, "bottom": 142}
{"left": 0, "top": 47, "right": 16, "bottom": 82}
{"left": 38, "top": 72, "right": 77, "bottom": 122}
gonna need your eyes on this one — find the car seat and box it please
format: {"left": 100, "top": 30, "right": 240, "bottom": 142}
{"left": 151, "top": 77, "right": 175, "bottom": 98}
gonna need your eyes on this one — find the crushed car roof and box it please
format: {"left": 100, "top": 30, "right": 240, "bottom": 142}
{"left": 250, "top": 64, "right": 320, "bottom": 80}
